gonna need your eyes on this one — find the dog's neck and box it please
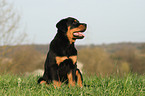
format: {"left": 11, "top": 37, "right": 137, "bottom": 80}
{"left": 56, "top": 30, "right": 75, "bottom": 45}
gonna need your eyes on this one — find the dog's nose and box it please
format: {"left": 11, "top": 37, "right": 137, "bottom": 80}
{"left": 84, "top": 24, "right": 87, "bottom": 28}
{"left": 82, "top": 23, "right": 87, "bottom": 28}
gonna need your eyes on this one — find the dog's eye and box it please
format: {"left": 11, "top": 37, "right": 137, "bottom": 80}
{"left": 72, "top": 21, "right": 77, "bottom": 25}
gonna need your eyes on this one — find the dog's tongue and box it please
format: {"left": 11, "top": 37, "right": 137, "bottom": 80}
{"left": 73, "top": 32, "right": 85, "bottom": 37}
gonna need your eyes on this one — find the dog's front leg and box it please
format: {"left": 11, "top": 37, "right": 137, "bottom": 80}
{"left": 75, "top": 69, "right": 83, "bottom": 87}
{"left": 67, "top": 70, "right": 76, "bottom": 87}
{"left": 50, "top": 67, "right": 61, "bottom": 88}
{"left": 53, "top": 80, "right": 61, "bottom": 88}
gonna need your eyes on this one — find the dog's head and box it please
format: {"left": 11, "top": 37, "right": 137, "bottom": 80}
{"left": 56, "top": 17, "right": 87, "bottom": 44}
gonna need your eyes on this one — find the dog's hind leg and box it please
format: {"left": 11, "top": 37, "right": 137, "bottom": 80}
{"left": 67, "top": 70, "right": 76, "bottom": 87}
{"left": 38, "top": 77, "right": 47, "bottom": 84}
{"left": 75, "top": 69, "right": 83, "bottom": 87}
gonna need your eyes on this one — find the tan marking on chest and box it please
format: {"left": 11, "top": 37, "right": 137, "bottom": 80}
{"left": 56, "top": 56, "right": 68, "bottom": 65}
{"left": 55, "top": 55, "right": 77, "bottom": 65}
{"left": 69, "top": 55, "right": 77, "bottom": 64}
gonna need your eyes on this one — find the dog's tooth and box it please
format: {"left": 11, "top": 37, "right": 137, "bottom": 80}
{"left": 74, "top": 33, "right": 77, "bottom": 35}
{"left": 78, "top": 32, "right": 85, "bottom": 37}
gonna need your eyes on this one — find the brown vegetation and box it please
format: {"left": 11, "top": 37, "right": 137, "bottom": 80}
{"left": 78, "top": 47, "right": 114, "bottom": 75}
{"left": 78, "top": 43, "right": 145, "bottom": 75}
{"left": 0, "top": 43, "right": 145, "bottom": 75}
{"left": 0, "top": 0, "right": 27, "bottom": 71}
{"left": 0, "top": 46, "right": 45, "bottom": 74}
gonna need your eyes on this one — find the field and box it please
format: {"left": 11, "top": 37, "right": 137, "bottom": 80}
{"left": 0, "top": 73, "right": 144, "bottom": 96}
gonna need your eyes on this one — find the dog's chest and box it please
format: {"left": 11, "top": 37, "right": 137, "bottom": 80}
{"left": 54, "top": 44, "right": 78, "bottom": 74}
{"left": 55, "top": 45, "right": 77, "bottom": 65}
{"left": 55, "top": 55, "right": 77, "bottom": 66}
{"left": 57, "top": 57, "right": 77, "bottom": 77}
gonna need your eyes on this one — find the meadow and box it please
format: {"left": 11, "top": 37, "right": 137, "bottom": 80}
{"left": 0, "top": 73, "right": 144, "bottom": 96}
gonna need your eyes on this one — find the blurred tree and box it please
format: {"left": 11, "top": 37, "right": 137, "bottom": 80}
{"left": 0, "top": 0, "right": 26, "bottom": 57}
{"left": 7, "top": 46, "right": 44, "bottom": 74}
{"left": 120, "top": 62, "right": 130, "bottom": 74}
{"left": 0, "top": 45, "right": 45, "bottom": 74}
{"left": 78, "top": 47, "right": 114, "bottom": 76}
{"left": 140, "top": 44, "right": 145, "bottom": 54}
{"left": 112, "top": 47, "right": 145, "bottom": 74}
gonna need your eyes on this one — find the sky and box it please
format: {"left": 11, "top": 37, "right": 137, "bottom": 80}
{"left": 8, "top": 0, "right": 145, "bottom": 45}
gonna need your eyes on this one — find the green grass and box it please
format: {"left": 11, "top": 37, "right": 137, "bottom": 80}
{"left": 0, "top": 73, "right": 144, "bottom": 96}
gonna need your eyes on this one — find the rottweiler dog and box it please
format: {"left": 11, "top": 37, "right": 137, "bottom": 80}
{"left": 38, "top": 17, "right": 87, "bottom": 88}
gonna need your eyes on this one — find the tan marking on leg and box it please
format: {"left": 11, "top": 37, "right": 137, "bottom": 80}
{"left": 40, "top": 81, "right": 47, "bottom": 85}
{"left": 69, "top": 55, "right": 77, "bottom": 64}
{"left": 67, "top": 71, "right": 75, "bottom": 87}
{"left": 53, "top": 80, "right": 61, "bottom": 88}
{"left": 76, "top": 70, "right": 83, "bottom": 87}
{"left": 56, "top": 56, "right": 68, "bottom": 65}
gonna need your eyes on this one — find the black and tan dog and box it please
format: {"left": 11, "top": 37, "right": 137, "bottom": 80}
{"left": 38, "top": 17, "right": 87, "bottom": 88}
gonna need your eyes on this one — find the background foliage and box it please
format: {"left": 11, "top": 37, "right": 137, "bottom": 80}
{"left": 0, "top": 43, "right": 145, "bottom": 76}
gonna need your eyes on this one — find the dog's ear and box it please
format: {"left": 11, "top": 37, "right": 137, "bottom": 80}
{"left": 56, "top": 19, "right": 67, "bottom": 32}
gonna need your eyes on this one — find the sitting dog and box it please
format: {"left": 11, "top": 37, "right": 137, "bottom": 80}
{"left": 38, "top": 17, "right": 87, "bottom": 88}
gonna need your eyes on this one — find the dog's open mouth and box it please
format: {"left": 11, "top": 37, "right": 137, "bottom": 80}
{"left": 73, "top": 32, "right": 85, "bottom": 38}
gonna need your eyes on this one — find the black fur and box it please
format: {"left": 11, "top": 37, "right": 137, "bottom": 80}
{"left": 38, "top": 17, "right": 87, "bottom": 87}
